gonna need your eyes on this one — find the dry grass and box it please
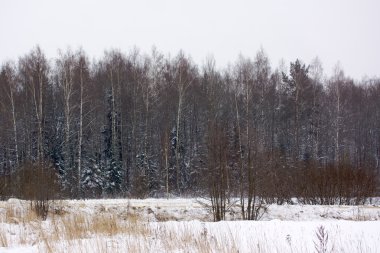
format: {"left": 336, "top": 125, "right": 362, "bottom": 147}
{"left": 1, "top": 199, "right": 378, "bottom": 253}
{"left": 35, "top": 209, "right": 239, "bottom": 253}
{"left": 48, "top": 209, "right": 150, "bottom": 242}
{"left": 0, "top": 200, "right": 279, "bottom": 252}
{"left": 2, "top": 199, "right": 45, "bottom": 225}
{"left": 38, "top": 210, "right": 152, "bottom": 253}
{"left": 40, "top": 227, "right": 55, "bottom": 253}
{"left": 155, "top": 213, "right": 175, "bottom": 222}
{"left": 0, "top": 199, "right": 151, "bottom": 252}
{"left": 0, "top": 228, "right": 8, "bottom": 247}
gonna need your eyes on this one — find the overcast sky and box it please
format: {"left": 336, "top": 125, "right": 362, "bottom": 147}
{"left": 1, "top": 0, "right": 379, "bottom": 79}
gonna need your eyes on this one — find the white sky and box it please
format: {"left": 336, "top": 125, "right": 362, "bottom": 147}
{"left": 1, "top": 0, "right": 379, "bottom": 79}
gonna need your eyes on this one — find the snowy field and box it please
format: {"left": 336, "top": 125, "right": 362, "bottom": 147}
{"left": 1, "top": 198, "right": 380, "bottom": 253}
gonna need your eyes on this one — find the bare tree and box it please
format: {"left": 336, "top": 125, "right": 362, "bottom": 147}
{"left": 19, "top": 46, "right": 49, "bottom": 164}
{"left": 0, "top": 62, "right": 19, "bottom": 167}
{"left": 173, "top": 52, "right": 196, "bottom": 193}
{"left": 309, "top": 57, "right": 324, "bottom": 161}
{"left": 330, "top": 63, "right": 345, "bottom": 165}
{"left": 56, "top": 49, "right": 76, "bottom": 187}
{"left": 75, "top": 50, "right": 91, "bottom": 197}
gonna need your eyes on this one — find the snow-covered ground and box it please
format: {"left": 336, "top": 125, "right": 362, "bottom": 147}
{"left": 1, "top": 198, "right": 380, "bottom": 252}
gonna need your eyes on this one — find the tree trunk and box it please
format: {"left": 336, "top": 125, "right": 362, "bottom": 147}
{"left": 77, "top": 64, "right": 84, "bottom": 197}
{"left": 9, "top": 83, "right": 19, "bottom": 166}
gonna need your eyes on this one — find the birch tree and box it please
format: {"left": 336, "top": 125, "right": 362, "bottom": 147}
{"left": 75, "top": 50, "right": 91, "bottom": 197}
{"left": 19, "top": 47, "right": 49, "bottom": 164}
{"left": 173, "top": 52, "right": 196, "bottom": 193}
{"left": 329, "top": 63, "right": 345, "bottom": 165}
{"left": 56, "top": 50, "right": 76, "bottom": 186}
{"left": 0, "top": 62, "right": 19, "bottom": 167}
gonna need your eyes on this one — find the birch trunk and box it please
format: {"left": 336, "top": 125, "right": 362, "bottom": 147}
{"left": 77, "top": 63, "right": 84, "bottom": 196}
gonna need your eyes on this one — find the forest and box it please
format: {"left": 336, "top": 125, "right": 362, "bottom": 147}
{"left": 0, "top": 46, "right": 379, "bottom": 203}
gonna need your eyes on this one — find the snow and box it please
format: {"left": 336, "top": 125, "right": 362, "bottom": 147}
{"left": 1, "top": 198, "right": 380, "bottom": 252}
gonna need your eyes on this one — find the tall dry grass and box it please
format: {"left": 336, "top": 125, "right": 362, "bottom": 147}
{"left": 2, "top": 200, "right": 37, "bottom": 224}
{"left": 0, "top": 228, "right": 8, "bottom": 247}
{"left": 1, "top": 199, "right": 379, "bottom": 253}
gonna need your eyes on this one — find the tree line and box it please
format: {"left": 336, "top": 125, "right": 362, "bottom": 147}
{"left": 0, "top": 46, "right": 379, "bottom": 201}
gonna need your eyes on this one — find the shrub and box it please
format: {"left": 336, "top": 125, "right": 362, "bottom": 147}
{"left": 9, "top": 161, "right": 61, "bottom": 219}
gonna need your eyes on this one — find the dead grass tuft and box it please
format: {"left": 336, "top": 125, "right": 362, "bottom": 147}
{"left": 60, "top": 212, "right": 89, "bottom": 240}
{"left": 3, "top": 201, "right": 38, "bottom": 224}
{"left": 0, "top": 228, "right": 8, "bottom": 247}
{"left": 91, "top": 214, "right": 119, "bottom": 236}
